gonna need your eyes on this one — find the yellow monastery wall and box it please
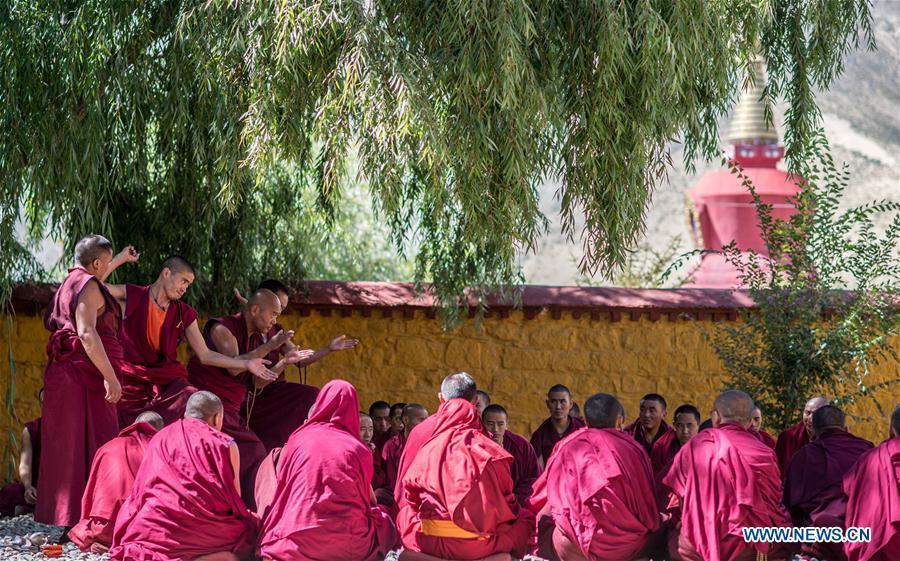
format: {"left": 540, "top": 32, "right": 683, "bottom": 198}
{"left": 2, "top": 308, "right": 897, "bottom": 469}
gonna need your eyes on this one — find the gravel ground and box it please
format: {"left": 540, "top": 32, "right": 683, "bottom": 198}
{"left": 0, "top": 514, "right": 105, "bottom": 560}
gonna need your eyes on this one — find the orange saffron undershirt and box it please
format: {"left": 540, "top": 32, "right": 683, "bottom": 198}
{"left": 146, "top": 300, "right": 166, "bottom": 353}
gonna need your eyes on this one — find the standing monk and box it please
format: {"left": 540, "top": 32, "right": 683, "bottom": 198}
{"left": 784, "top": 405, "right": 873, "bottom": 560}
{"left": 396, "top": 372, "right": 533, "bottom": 561}
{"left": 653, "top": 404, "right": 700, "bottom": 481}
{"left": 188, "top": 289, "right": 311, "bottom": 508}
{"left": 236, "top": 279, "right": 359, "bottom": 451}
{"left": 379, "top": 403, "right": 429, "bottom": 504}
{"left": 390, "top": 402, "right": 407, "bottom": 437}
{"left": 663, "top": 390, "right": 792, "bottom": 561}
{"left": 841, "top": 406, "right": 900, "bottom": 561}
{"left": 105, "top": 256, "right": 275, "bottom": 427}
{"left": 528, "top": 393, "right": 662, "bottom": 561}
{"left": 775, "top": 396, "right": 827, "bottom": 477}
{"left": 530, "top": 385, "right": 585, "bottom": 468}
{"left": 69, "top": 411, "right": 164, "bottom": 553}
{"left": 36, "top": 235, "right": 126, "bottom": 528}
{"left": 624, "top": 393, "right": 675, "bottom": 460}
{"left": 482, "top": 404, "right": 540, "bottom": 506}
{"left": 259, "top": 380, "right": 398, "bottom": 561}
{"left": 749, "top": 406, "right": 777, "bottom": 449}
{"left": 370, "top": 400, "right": 393, "bottom": 450}
{"left": 110, "top": 391, "right": 259, "bottom": 561}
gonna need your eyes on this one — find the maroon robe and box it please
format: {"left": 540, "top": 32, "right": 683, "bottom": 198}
{"left": 381, "top": 431, "right": 407, "bottom": 492}
{"left": 242, "top": 324, "right": 319, "bottom": 451}
{"left": 503, "top": 430, "right": 540, "bottom": 505}
{"left": 784, "top": 428, "right": 874, "bottom": 560}
{"left": 69, "top": 421, "right": 158, "bottom": 550}
{"left": 842, "top": 436, "right": 900, "bottom": 561}
{"left": 187, "top": 313, "right": 267, "bottom": 509}
{"left": 775, "top": 422, "right": 810, "bottom": 477}
{"left": 624, "top": 418, "right": 676, "bottom": 459}
{"left": 0, "top": 419, "right": 42, "bottom": 517}
{"left": 36, "top": 267, "right": 123, "bottom": 527}
{"left": 530, "top": 415, "right": 585, "bottom": 465}
{"left": 117, "top": 284, "right": 199, "bottom": 427}
{"left": 751, "top": 428, "right": 777, "bottom": 449}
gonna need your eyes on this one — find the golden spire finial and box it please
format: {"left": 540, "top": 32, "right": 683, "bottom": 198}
{"left": 727, "top": 53, "right": 779, "bottom": 144}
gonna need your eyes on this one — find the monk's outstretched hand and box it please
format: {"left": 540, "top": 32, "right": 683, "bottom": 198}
{"left": 104, "top": 376, "right": 122, "bottom": 403}
{"left": 328, "top": 335, "right": 359, "bottom": 352}
{"left": 247, "top": 358, "right": 278, "bottom": 382}
{"left": 268, "top": 329, "right": 295, "bottom": 350}
{"left": 284, "top": 348, "right": 315, "bottom": 365}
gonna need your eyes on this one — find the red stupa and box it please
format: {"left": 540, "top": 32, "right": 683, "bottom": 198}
{"left": 685, "top": 55, "right": 801, "bottom": 288}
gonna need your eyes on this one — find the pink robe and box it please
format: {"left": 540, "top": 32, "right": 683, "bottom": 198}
{"left": 109, "top": 418, "right": 259, "bottom": 561}
{"left": 842, "top": 436, "right": 900, "bottom": 561}
{"left": 117, "top": 284, "right": 199, "bottom": 427}
{"left": 187, "top": 313, "right": 267, "bottom": 508}
{"left": 397, "top": 399, "right": 534, "bottom": 560}
{"left": 36, "top": 267, "right": 123, "bottom": 527}
{"left": 662, "top": 422, "right": 792, "bottom": 561}
{"left": 503, "top": 430, "right": 540, "bottom": 506}
{"left": 527, "top": 427, "right": 661, "bottom": 561}
{"left": 254, "top": 447, "right": 282, "bottom": 519}
{"left": 775, "top": 422, "right": 810, "bottom": 477}
{"left": 530, "top": 415, "right": 585, "bottom": 465}
{"left": 69, "top": 422, "right": 158, "bottom": 550}
{"left": 259, "top": 380, "right": 397, "bottom": 561}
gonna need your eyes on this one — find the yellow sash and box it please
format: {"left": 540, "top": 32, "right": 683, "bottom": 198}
{"left": 420, "top": 519, "right": 490, "bottom": 541}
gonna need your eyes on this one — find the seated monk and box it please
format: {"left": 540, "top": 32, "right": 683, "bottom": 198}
{"left": 396, "top": 372, "right": 533, "bottom": 561}
{"left": 390, "top": 402, "right": 407, "bottom": 437}
{"left": 624, "top": 393, "right": 676, "bottom": 462}
{"left": 370, "top": 400, "right": 393, "bottom": 451}
{"left": 69, "top": 411, "right": 164, "bottom": 553}
{"left": 360, "top": 412, "right": 387, "bottom": 490}
{"left": 109, "top": 391, "right": 259, "bottom": 561}
{"left": 841, "top": 406, "right": 900, "bottom": 561}
{"left": 663, "top": 390, "right": 793, "bottom": 561}
{"left": 775, "top": 396, "right": 827, "bottom": 477}
{"left": 236, "top": 279, "right": 358, "bottom": 451}
{"left": 104, "top": 256, "right": 276, "bottom": 427}
{"left": 37, "top": 235, "right": 127, "bottom": 527}
{"left": 0, "top": 389, "right": 42, "bottom": 517}
{"left": 530, "top": 385, "right": 585, "bottom": 469}
{"left": 377, "top": 403, "right": 429, "bottom": 506}
{"left": 528, "top": 393, "right": 662, "bottom": 561}
{"left": 749, "top": 406, "right": 776, "bottom": 449}
{"left": 258, "top": 380, "right": 397, "bottom": 561}
{"left": 784, "top": 405, "right": 873, "bottom": 560}
{"left": 482, "top": 404, "right": 540, "bottom": 506}
{"left": 475, "top": 390, "right": 491, "bottom": 415}
{"left": 188, "top": 289, "right": 310, "bottom": 508}
{"left": 653, "top": 404, "right": 700, "bottom": 508}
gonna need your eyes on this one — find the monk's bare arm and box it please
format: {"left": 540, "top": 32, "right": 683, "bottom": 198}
{"left": 291, "top": 335, "right": 359, "bottom": 368}
{"left": 19, "top": 428, "right": 35, "bottom": 504}
{"left": 186, "top": 321, "right": 275, "bottom": 377}
{"left": 98, "top": 245, "right": 139, "bottom": 282}
{"left": 75, "top": 280, "right": 122, "bottom": 403}
{"left": 205, "top": 323, "right": 278, "bottom": 381}
{"left": 229, "top": 442, "right": 241, "bottom": 495}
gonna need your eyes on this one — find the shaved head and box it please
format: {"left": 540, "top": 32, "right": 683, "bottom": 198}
{"left": 185, "top": 391, "right": 224, "bottom": 423}
{"left": 803, "top": 396, "right": 829, "bottom": 434}
{"left": 584, "top": 393, "right": 625, "bottom": 429}
{"left": 713, "top": 390, "right": 754, "bottom": 427}
{"left": 257, "top": 279, "right": 290, "bottom": 298}
{"left": 73, "top": 234, "right": 113, "bottom": 267}
{"left": 811, "top": 405, "right": 845, "bottom": 437}
{"left": 247, "top": 289, "right": 281, "bottom": 310}
{"left": 135, "top": 411, "right": 164, "bottom": 430}
{"left": 440, "top": 372, "right": 477, "bottom": 402}
{"left": 245, "top": 289, "right": 282, "bottom": 333}
{"left": 160, "top": 255, "right": 195, "bottom": 275}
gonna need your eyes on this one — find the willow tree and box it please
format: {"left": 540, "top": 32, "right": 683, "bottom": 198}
{"left": 0, "top": 0, "right": 874, "bottom": 313}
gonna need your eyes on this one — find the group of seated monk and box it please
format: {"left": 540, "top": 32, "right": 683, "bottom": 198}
{"left": 1, "top": 233, "right": 898, "bottom": 561}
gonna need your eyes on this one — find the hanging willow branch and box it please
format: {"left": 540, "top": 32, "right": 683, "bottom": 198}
{"left": 0, "top": 0, "right": 874, "bottom": 315}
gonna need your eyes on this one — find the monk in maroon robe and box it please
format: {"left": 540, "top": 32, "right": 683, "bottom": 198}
{"left": 663, "top": 390, "right": 792, "bottom": 561}
{"left": 359, "top": 412, "right": 387, "bottom": 490}
{"left": 475, "top": 390, "right": 491, "bottom": 415}
{"left": 749, "top": 406, "right": 776, "bottom": 448}
{"left": 775, "top": 396, "right": 827, "bottom": 477}
{"left": 483, "top": 404, "right": 540, "bottom": 506}
{"left": 69, "top": 412, "right": 164, "bottom": 553}
{"left": 103, "top": 257, "right": 275, "bottom": 428}
{"left": 530, "top": 384, "right": 585, "bottom": 467}
{"left": 36, "top": 235, "right": 129, "bottom": 528}
{"left": 110, "top": 391, "right": 259, "bottom": 561}
{"left": 0, "top": 406, "right": 41, "bottom": 517}
{"left": 259, "top": 380, "right": 397, "bottom": 561}
{"left": 528, "top": 393, "right": 662, "bottom": 561}
{"left": 784, "top": 405, "right": 873, "bottom": 560}
{"left": 653, "top": 404, "right": 700, "bottom": 509}
{"left": 379, "top": 403, "right": 429, "bottom": 505}
{"left": 396, "top": 372, "right": 533, "bottom": 561}
{"left": 841, "top": 407, "right": 900, "bottom": 561}
{"left": 188, "top": 289, "right": 309, "bottom": 508}
{"left": 236, "top": 280, "right": 358, "bottom": 451}
{"left": 624, "top": 393, "right": 676, "bottom": 465}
